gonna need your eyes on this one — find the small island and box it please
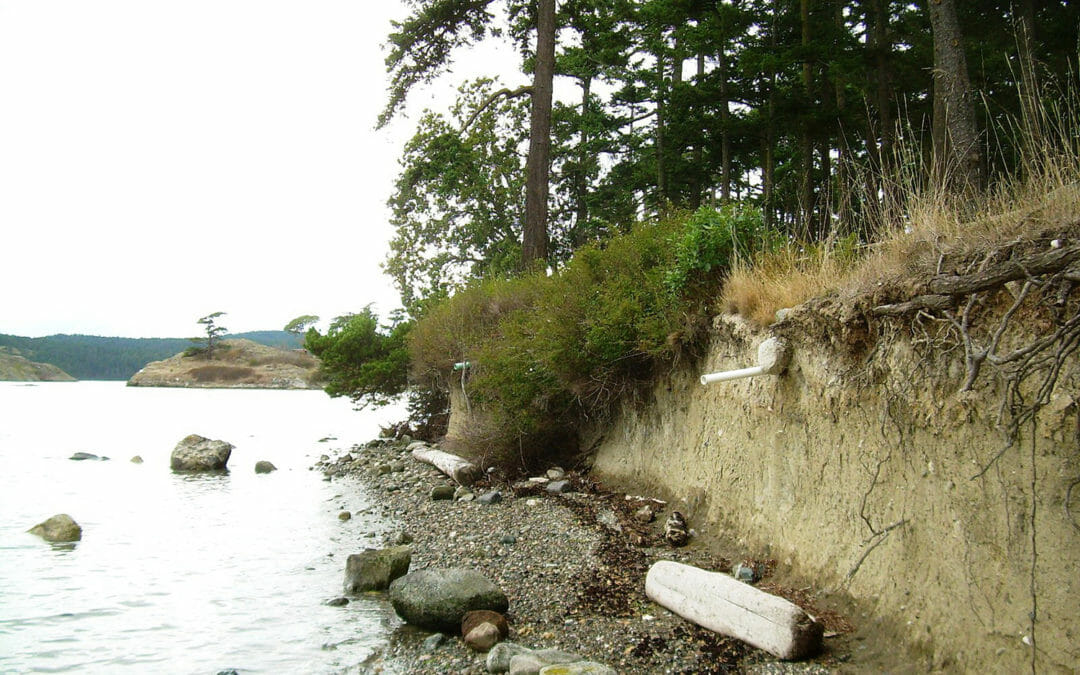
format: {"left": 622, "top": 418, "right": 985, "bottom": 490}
{"left": 0, "top": 351, "right": 76, "bottom": 381}
{"left": 127, "top": 339, "right": 321, "bottom": 389}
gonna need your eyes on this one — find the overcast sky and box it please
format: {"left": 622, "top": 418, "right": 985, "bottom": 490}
{"left": 0, "top": 0, "right": 522, "bottom": 338}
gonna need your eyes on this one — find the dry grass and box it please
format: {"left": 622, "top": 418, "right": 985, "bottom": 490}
{"left": 724, "top": 79, "right": 1080, "bottom": 326}
{"left": 722, "top": 244, "right": 857, "bottom": 325}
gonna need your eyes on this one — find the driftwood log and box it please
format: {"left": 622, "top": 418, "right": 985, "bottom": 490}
{"left": 645, "top": 560, "right": 823, "bottom": 660}
{"left": 411, "top": 446, "right": 481, "bottom": 486}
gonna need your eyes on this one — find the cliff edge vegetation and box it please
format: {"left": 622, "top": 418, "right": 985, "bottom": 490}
{"left": 127, "top": 338, "right": 321, "bottom": 389}
{"left": 0, "top": 350, "right": 75, "bottom": 381}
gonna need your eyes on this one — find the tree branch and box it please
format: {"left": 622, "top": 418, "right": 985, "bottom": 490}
{"left": 460, "top": 84, "right": 534, "bottom": 132}
{"left": 872, "top": 294, "right": 955, "bottom": 316}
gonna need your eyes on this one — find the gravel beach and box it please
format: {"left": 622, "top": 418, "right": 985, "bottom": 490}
{"left": 316, "top": 438, "right": 859, "bottom": 674}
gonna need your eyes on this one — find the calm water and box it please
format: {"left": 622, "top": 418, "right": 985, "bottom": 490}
{"left": 0, "top": 381, "right": 405, "bottom": 673}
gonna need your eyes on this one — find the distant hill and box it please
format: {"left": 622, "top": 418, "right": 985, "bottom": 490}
{"left": 0, "top": 352, "right": 76, "bottom": 381}
{"left": 0, "top": 331, "right": 303, "bottom": 380}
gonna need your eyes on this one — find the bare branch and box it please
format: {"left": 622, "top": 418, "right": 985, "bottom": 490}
{"left": 872, "top": 294, "right": 955, "bottom": 316}
{"left": 459, "top": 84, "right": 533, "bottom": 132}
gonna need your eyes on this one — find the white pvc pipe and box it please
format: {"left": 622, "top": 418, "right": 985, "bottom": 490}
{"left": 700, "top": 337, "right": 790, "bottom": 386}
{"left": 700, "top": 365, "right": 766, "bottom": 385}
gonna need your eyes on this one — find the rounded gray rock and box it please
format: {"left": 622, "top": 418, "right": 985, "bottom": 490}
{"left": 388, "top": 567, "right": 508, "bottom": 632}
{"left": 486, "top": 642, "right": 532, "bottom": 673}
{"left": 431, "top": 485, "right": 456, "bottom": 500}
{"left": 254, "top": 460, "right": 277, "bottom": 474}
{"left": 344, "top": 545, "right": 412, "bottom": 593}
{"left": 170, "top": 434, "right": 233, "bottom": 472}
{"left": 546, "top": 480, "right": 572, "bottom": 494}
{"left": 28, "top": 514, "right": 82, "bottom": 542}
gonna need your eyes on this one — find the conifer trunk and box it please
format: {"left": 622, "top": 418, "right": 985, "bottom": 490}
{"left": 523, "top": 0, "right": 555, "bottom": 266}
{"left": 929, "top": 0, "right": 982, "bottom": 194}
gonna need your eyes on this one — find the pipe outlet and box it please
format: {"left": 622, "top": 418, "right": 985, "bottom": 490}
{"left": 700, "top": 337, "right": 790, "bottom": 385}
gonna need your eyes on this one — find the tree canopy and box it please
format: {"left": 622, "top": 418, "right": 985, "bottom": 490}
{"left": 384, "top": 0, "right": 1078, "bottom": 307}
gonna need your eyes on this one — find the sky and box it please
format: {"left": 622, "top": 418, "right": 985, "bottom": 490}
{"left": 0, "top": 0, "right": 523, "bottom": 338}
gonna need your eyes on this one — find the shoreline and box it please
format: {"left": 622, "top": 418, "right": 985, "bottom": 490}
{"left": 317, "top": 439, "right": 858, "bottom": 674}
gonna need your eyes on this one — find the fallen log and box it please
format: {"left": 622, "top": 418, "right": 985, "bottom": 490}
{"left": 926, "top": 244, "right": 1079, "bottom": 296}
{"left": 411, "top": 446, "right": 481, "bottom": 486}
{"left": 872, "top": 293, "right": 955, "bottom": 316}
{"left": 645, "top": 560, "right": 823, "bottom": 660}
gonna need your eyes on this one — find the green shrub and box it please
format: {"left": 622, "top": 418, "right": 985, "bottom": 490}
{"left": 664, "top": 205, "right": 773, "bottom": 297}
{"left": 305, "top": 308, "right": 411, "bottom": 409}
{"left": 409, "top": 207, "right": 768, "bottom": 468}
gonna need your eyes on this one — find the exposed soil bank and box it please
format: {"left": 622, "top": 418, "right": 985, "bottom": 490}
{"left": 587, "top": 301, "right": 1078, "bottom": 672}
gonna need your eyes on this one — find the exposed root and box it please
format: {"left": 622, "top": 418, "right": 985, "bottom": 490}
{"left": 840, "top": 519, "right": 907, "bottom": 589}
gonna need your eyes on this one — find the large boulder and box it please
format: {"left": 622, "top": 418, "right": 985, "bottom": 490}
{"left": 388, "top": 568, "right": 509, "bottom": 632}
{"left": 344, "top": 546, "right": 412, "bottom": 593}
{"left": 171, "top": 434, "right": 233, "bottom": 471}
{"left": 28, "top": 514, "right": 82, "bottom": 542}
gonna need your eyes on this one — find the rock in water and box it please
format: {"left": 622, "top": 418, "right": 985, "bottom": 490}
{"left": 69, "top": 452, "right": 100, "bottom": 461}
{"left": 388, "top": 568, "right": 508, "bottom": 632}
{"left": 170, "top": 434, "right": 233, "bottom": 471}
{"left": 344, "top": 546, "right": 412, "bottom": 593}
{"left": 28, "top": 514, "right": 82, "bottom": 542}
{"left": 254, "top": 460, "right": 277, "bottom": 473}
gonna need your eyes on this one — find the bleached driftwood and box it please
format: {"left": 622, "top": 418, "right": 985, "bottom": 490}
{"left": 645, "top": 560, "right": 823, "bottom": 660}
{"left": 411, "top": 446, "right": 481, "bottom": 486}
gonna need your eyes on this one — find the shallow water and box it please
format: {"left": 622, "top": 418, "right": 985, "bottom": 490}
{"left": 0, "top": 381, "right": 404, "bottom": 673}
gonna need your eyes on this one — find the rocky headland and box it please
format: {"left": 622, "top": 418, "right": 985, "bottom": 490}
{"left": 0, "top": 351, "right": 75, "bottom": 381}
{"left": 127, "top": 338, "right": 321, "bottom": 389}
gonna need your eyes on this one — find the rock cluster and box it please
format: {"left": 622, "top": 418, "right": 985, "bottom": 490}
{"left": 313, "top": 438, "right": 841, "bottom": 673}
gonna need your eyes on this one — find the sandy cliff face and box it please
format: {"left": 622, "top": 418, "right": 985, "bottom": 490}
{"left": 0, "top": 352, "right": 75, "bottom": 381}
{"left": 127, "top": 339, "right": 321, "bottom": 389}
{"left": 587, "top": 305, "right": 1078, "bottom": 673}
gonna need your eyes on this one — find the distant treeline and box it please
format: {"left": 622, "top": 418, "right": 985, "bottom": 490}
{"left": 0, "top": 331, "right": 302, "bottom": 380}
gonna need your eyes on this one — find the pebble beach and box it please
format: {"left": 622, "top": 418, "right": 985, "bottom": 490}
{"left": 316, "top": 438, "right": 854, "bottom": 674}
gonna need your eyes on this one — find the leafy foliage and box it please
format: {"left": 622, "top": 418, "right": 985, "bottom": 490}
{"left": 385, "top": 78, "right": 529, "bottom": 312}
{"left": 284, "top": 315, "right": 320, "bottom": 340}
{"left": 409, "top": 207, "right": 767, "bottom": 464}
{"left": 664, "top": 205, "right": 773, "bottom": 297}
{"left": 380, "top": 0, "right": 499, "bottom": 128}
{"left": 304, "top": 309, "right": 411, "bottom": 409}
